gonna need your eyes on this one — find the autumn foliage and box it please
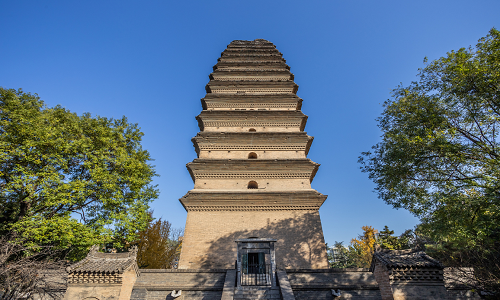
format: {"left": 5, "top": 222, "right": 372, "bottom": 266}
{"left": 349, "top": 226, "right": 378, "bottom": 268}
{"left": 329, "top": 225, "right": 412, "bottom": 269}
{"left": 135, "top": 215, "right": 182, "bottom": 269}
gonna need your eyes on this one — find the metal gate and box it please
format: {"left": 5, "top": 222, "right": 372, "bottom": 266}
{"left": 235, "top": 238, "right": 277, "bottom": 288}
{"left": 241, "top": 261, "right": 271, "bottom": 286}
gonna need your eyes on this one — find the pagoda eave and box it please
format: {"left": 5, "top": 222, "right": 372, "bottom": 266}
{"left": 179, "top": 190, "right": 328, "bottom": 212}
{"left": 221, "top": 52, "right": 284, "bottom": 57}
{"left": 197, "top": 110, "right": 308, "bottom": 118}
{"left": 186, "top": 158, "right": 320, "bottom": 183}
{"left": 218, "top": 57, "right": 286, "bottom": 63}
{"left": 214, "top": 62, "right": 290, "bottom": 71}
{"left": 196, "top": 111, "right": 308, "bottom": 132}
{"left": 205, "top": 81, "right": 298, "bottom": 94}
{"left": 209, "top": 70, "right": 294, "bottom": 81}
{"left": 191, "top": 132, "right": 314, "bottom": 156}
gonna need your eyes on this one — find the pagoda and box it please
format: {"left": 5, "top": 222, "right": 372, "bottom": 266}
{"left": 178, "top": 39, "right": 329, "bottom": 270}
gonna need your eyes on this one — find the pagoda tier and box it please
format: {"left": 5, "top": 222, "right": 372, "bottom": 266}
{"left": 221, "top": 52, "right": 283, "bottom": 57}
{"left": 201, "top": 94, "right": 302, "bottom": 111}
{"left": 214, "top": 61, "right": 290, "bottom": 71}
{"left": 178, "top": 39, "right": 329, "bottom": 270}
{"left": 187, "top": 158, "right": 319, "bottom": 191}
{"left": 192, "top": 132, "right": 313, "bottom": 158}
{"left": 209, "top": 70, "right": 294, "bottom": 81}
{"left": 196, "top": 110, "right": 307, "bottom": 132}
{"left": 226, "top": 40, "right": 276, "bottom": 48}
{"left": 205, "top": 81, "right": 298, "bottom": 94}
{"left": 223, "top": 45, "right": 280, "bottom": 50}
{"left": 218, "top": 55, "right": 285, "bottom": 62}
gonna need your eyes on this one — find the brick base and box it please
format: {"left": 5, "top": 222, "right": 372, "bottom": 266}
{"left": 179, "top": 210, "right": 328, "bottom": 269}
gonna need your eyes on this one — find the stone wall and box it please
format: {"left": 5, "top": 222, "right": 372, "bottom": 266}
{"left": 64, "top": 268, "right": 137, "bottom": 300}
{"left": 372, "top": 260, "right": 448, "bottom": 300}
{"left": 120, "top": 269, "right": 138, "bottom": 300}
{"left": 131, "top": 269, "right": 226, "bottom": 300}
{"left": 372, "top": 260, "right": 394, "bottom": 300}
{"left": 286, "top": 268, "right": 382, "bottom": 300}
{"left": 444, "top": 268, "right": 481, "bottom": 300}
{"left": 391, "top": 284, "right": 448, "bottom": 300}
{"left": 64, "top": 285, "right": 123, "bottom": 300}
{"left": 179, "top": 210, "right": 328, "bottom": 269}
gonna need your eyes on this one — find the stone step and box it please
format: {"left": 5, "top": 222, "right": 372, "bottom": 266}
{"left": 233, "top": 296, "right": 281, "bottom": 300}
{"left": 234, "top": 297, "right": 281, "bottom": 300}
{"left": 234, "top": 288, "right": 281, "bottom": 300}
{"left": 234, "top": 293, "right": 280, "bottom": 297}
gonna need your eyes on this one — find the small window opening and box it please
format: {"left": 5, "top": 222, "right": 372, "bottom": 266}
{"left": 248, "top": 152, "right": 257, "bottom": 159}
{"left": 249, "top": 128, "right": 256, "bottom": 132}
{"left": 248, "top": 181, "right": 258, "bottom": 189}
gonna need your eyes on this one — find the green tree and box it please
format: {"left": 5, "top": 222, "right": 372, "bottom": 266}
{"left": 378, "top": 226, "right": 412, "bottom": 250}
{"left": 0, "top": 88, "right": 158, "bottom": 260}
{"left": 359, "top": 28, "right": 500, "bottom": 295}
{"left": 328, "top": 226, "right": 378, "bottom": 268}
{"left": 327, "top": 241, "right": 356, "bottom": 269}
{"left": 328, "top": 227, "right": 415, "bottom": 269}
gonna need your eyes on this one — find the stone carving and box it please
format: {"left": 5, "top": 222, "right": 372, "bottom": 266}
{"left": 170, "top": 290, "right": 182, "bottom": 298}
{"left": 389, "top": 268, "right": 444, "bottom": 282}
{"left": 68, "top": 272, "right": 122, "bottom": 284}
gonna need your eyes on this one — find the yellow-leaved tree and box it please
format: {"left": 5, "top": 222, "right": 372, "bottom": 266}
{"left": 349, "top": 226, "right": 378, "bottom": 268}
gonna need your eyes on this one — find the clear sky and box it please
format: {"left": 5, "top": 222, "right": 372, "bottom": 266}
{"left": 1, "top": 0, "right": 499, "bottom": 246}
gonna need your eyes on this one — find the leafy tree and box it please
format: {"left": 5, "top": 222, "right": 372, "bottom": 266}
{"left": 135, "top": 212, "right": 182, "bottom": 269}
{"left": 0, "top": 88, "right": 158, "bottom": 260}
{"left": 349, "top": 226, "right": 378, "bottom": 268}
{"left": 328, "top": 226, "right": 416, "bottom": 269}
{"left": 359, "top": 28, "right": 500, "bottom": 295}
{"left": 327, "top": 241, "right": 356, "bottom": 268}
{"left": 378, "top": 225, "right": 412, "bottom": 250}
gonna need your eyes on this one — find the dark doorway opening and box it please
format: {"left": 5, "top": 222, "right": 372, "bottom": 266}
{"left": 241, "top": 252, "right": 269, "bottom": 285}
{"left": 247, "top": 253, "right": 263, "bottom": 274}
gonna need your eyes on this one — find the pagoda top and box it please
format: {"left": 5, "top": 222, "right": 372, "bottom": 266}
{"left": 230, "top": 39, "right": 272, "bottom": 44}
{"left": 228, "top": 39, "right": 276, "bottom": 48}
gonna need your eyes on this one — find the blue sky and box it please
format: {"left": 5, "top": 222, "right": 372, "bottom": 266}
{"left": 1, "top": 0, "right": 499, "bottom": 245}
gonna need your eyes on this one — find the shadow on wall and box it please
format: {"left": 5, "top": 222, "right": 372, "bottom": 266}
{"left": 198, "top": 211, "right": 328, "bottom": 270}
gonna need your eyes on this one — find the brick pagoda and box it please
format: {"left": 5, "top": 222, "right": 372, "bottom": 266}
{"left": 178, "top": 39, "right": 329, "bottom": 270}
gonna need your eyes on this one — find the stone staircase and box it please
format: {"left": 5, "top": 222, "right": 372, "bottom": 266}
{"left": 233, "top": 287, "right": 281, "bottom": 300}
